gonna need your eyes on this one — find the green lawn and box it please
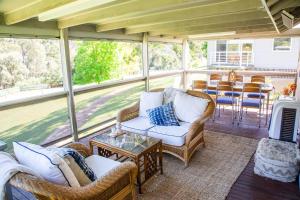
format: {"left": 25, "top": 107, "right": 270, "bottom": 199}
{"left": 0, "top": 77, "right": 176, "bottom": 152}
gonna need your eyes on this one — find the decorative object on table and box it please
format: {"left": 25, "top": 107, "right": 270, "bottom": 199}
{"left": 228, "top": 70, "right": 236, "bottom": 82}
{"left": 0, "top": 141, "right": 7, "bottom": 151}
{"left": 268, "top": 98, "right": 300, "bottom": 142}
{"left": 254, "top": 138, "right": 300, "bottom": 182}
{"left": 109, "top": 122, "right": 123, "bottom": 137}
{"left": 282, "top": 83, "right": 297, "bottom": 96}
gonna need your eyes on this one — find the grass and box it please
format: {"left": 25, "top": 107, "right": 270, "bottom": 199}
{"left": 0, "top": 77, "right": 175, "bottom": 152}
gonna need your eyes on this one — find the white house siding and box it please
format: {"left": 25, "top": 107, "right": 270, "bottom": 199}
{"left": 207, "top": 38, "right": 300, "bottom": 69}
{"left": 253, "top": 38, "right": 300, "bottom": 69}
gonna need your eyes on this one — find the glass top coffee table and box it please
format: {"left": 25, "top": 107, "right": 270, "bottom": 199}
{"left": 89, "top": 131, "right": 163, "bottom": 193}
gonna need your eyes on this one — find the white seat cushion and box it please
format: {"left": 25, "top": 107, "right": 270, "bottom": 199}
{"left": 148, "top": 122, "right": 191, "bottom": 146}
{"left": 121, "top": 116, "right": 154, "bottom": 135}
{"left": 85, "top": 155, "right": 121, "bottom": 178}
{"left": 139, "top": 92, "right": 164, "bottom": 117}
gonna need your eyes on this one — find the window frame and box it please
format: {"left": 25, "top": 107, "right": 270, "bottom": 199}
{"left": 273, "top": 37, "right": 292, "bottom": 52}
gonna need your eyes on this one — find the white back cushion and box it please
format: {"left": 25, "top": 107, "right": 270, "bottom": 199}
{"left": 174, "top": 92, "right": 210, "bottom": 123}
{"left": 13, "top": 142, "right": 79, "bottom": 186}
{"left": 163, "top": 87, "right": 186, "bottom": 104}
{"left": 139, "top": 92, "right": 164, "bottom": 117}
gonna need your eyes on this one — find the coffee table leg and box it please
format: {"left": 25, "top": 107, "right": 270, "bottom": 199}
{"left": 159, "top": 143, "right": 163, "bottom": 174}
{"left": 135, "top": 156, "right": 142, "bottom": 194}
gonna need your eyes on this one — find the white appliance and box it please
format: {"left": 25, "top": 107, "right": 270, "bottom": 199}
{"left": 268, "top": 97, "right": 300, "bottom": 142}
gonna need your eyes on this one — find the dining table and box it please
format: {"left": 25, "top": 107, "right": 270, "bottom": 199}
{"left": 205, "top": 83, "right": 274, "bottom": 125}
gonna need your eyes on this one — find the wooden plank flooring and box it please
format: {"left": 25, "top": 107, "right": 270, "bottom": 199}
{"left": 206, "top": 108, "right": 300, "bottom": 200}
{"left": 11, "top": 108, "right": 300, "bottom": 200}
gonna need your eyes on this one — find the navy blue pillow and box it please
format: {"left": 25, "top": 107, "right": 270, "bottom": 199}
{"left": 147, "top": 102, "right": 180, "bottom": 126}
{"left": 62, "top": 148, "right": 97, "bottom": 181}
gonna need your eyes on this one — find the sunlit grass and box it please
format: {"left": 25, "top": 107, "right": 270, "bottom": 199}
{"left": 0, "top": 77, "right": 176, "bottom": 152}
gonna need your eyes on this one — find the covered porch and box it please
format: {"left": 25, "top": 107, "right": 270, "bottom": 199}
{"left": 1, "top": 0, "right": 300, "bottom": 200}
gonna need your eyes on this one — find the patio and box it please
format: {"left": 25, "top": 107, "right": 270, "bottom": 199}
{"left": 1, "top": 0, "right": 300, "bottom": 200}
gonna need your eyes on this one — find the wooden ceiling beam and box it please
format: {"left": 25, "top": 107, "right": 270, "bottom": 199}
{"left": 147, "top": 19, "right": 272, "bottom": 36}
{"left": 4, "top": 0, "right": 74, "bottom": 25}
{"left": 38, "top": 0, "right": 120, "bottom": 21}
{"left": 150, "top": 24, "right": 275, "bottom": 37}
{"left": 96, "top": 0, "right": 264, "bottom": 32}
{"left": 260, "top": 0, "right": 279, "bottom": 33}
{"left": 270, "top": 0, "right": 300, "bottom": 15}
{"left": 266, "top": 0, "right": 279, "bottom": 8}
{"left": 125, "top": 11, "right": 268, "bottom": 34}
{"left": 58, "top": 0, "right": 231, "bottom": 29}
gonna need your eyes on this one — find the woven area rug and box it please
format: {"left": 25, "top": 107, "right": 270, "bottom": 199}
{"left": 138, "top": 130, "right": 259, "bottom": 200}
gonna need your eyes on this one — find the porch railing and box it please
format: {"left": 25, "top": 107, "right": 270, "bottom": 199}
{"left": 209, "top": 51, "right": 254, "bottom": 67}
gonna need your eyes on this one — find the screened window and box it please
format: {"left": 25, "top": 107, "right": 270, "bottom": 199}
{"left": 70, "top": 40, "right": 142, "bottom": 87}
{"left": 0, "top": 97, "right": 70, "bottom": 152}
{"left": 273, "top": 38, "right": 291, "bottom": 51}
{"left": 149, "top": 42, "right": 182, "bottom": 74}
{"left": 216, "top": 40, "right": 226, "bottom": 51}
{"left": 0, "top": 38, "right": 63, "bottom": 104}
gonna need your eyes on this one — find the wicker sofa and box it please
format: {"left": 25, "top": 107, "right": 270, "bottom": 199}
{"left": 9, "top": 143, "right": 138, "bottom": 200}
{"left": 117, "top": 89, "right": 215, "bottom": 167}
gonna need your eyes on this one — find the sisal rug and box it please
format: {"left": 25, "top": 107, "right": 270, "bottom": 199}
{"left": 138, "top": 130, "right": 259, "bottom": 200}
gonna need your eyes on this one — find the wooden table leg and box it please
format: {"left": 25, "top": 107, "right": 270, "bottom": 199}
{"left": 265, "top": 92, "right": 270, "bottom": 125}
{"left": 89, "top": 141, "right": 94, "bottom": 155}
{"left": 135, "top": 156, "right": 142, "bottom": 194}
{"left": 159, "top": 142, "right": 163, "bottom": 175}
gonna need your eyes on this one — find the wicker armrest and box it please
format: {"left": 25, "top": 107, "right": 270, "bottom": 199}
{"left": 185, "top": 92, "right": 215, "bottom": 145}
{"left": 117, "top": 102, "right": 139, "bottom": 122}
{"left": 10, "top": 162, "right": 137, "bottom": 200}
{"left": 65, "top": 142, "right": 92, "bottom": 158}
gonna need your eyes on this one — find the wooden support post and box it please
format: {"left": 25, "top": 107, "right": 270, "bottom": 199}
{"left": 60, "top": 28, "right": 78, "bottom": 142}
{"left": 143, "top": 32, "right": 150, "bottom": 91}
{"left": 182, "top": 39, "right": 189, "bottom": 89}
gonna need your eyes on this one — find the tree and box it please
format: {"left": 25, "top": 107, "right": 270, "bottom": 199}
{"left": 73, "top": 41, "right": 119, "bottom": 84}
{"left": 149, "top": 43, "right": 182, "bottom": 71}
{"left": 188, "top": 41, "right": 208, "bottom": 68}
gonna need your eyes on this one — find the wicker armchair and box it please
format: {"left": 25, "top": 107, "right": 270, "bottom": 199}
{"left": 117, "top": 89, "right": 215, "bottom": 167}
{"left": 9, "top": 143, "right": 138, "bottom": 200}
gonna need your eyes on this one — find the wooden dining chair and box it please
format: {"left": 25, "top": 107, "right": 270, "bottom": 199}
{"left": 238, "top": 83, "right": 263, "bottom": 128}
{"left": 215, "top": 81, "right": 236, "bottom": 124}
{"left": 192, "top": 80, "right": 207, "bottom": 92}
{"left": 251, "top": 75, "right": 265, "bottom": 84}
{"left": 204, "top": 74, "right": 222, "bottom": 96}
{"left": 248, "top": 75, "right": 266, "bottom": 110}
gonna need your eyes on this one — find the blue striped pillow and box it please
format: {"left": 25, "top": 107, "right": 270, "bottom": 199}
{"left": 147, "top": 102, "right": 180, "bottom": 126}
{"left": 61, "top": 148, "right": 97, "bottom": 181}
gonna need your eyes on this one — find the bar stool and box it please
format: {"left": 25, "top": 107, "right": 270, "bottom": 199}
{"left": 238, "top": 83, "right": 263, "bottom": 128}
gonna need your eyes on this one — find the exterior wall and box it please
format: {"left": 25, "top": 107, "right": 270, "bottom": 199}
{"left": 207, "top": 40, "right": 216, "bottom": 66}
{"left": 253, "top": 38, "right": 300, "bottom": 69}
{"left": 207, "top": 38, "right": 300, "bottom": 69}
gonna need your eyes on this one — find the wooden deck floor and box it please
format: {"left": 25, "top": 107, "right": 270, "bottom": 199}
{"left": 11, "top": 108, "right": 300, "bottom": 200}
{"left": 206, "top": 109, "right": 300, "bottom": 200}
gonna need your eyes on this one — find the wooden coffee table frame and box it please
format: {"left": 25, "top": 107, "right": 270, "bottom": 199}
{"left": 89, "top": 137, "right": 163, "bottom": 194}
